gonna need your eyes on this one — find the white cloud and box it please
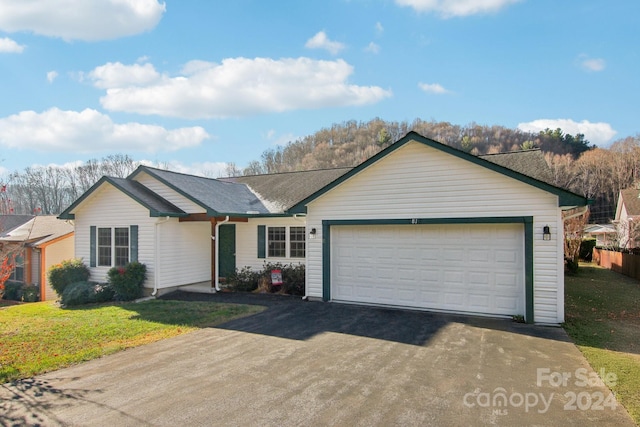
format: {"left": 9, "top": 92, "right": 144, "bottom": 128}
{"left": 365, "top": 42, "right": 380, "bottom": 54}
{"left": 418, "top": 82, "right": 450, "bottom": 94}
{"left": 89, "top": 61, "right": 161, "bottom": 89}
{"left": 517, "top": 119, "right": 617, "bottom": 145}
{"left": 94, "top": 57, "right": 392, "bottom": 119}
{"left": 305, "top": 31, "right": 346, "bottom": 55}
{"left": 375, "top": 22, "right": 384, "bottom": 34}
{"left": 0, "top": 37, "right": 25, "bottom": 53}
{"left": 578, "top": 55, "right": 606, "bottom": 72}
{"left": 46, "top": 70, "right": 58, "bottom": 83}
{"left": 0, "top": 108, "right": 209, "bottom": 153}
{"left": 395, "top": 0, "right": 520, "bottom": 17}
{"left": 0, "top": 0, "right": 166, "bottom": 41}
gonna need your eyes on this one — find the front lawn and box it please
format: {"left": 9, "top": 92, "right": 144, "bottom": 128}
{"left": 564, "top": 263, "right": 640, "bottom": 424}
{"left": 0, "top": 299, "right": 263, "bottom": 383}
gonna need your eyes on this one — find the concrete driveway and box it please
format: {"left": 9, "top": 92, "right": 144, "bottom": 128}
{"left": 1, "top": 292, "right": 635, "bottom": 426}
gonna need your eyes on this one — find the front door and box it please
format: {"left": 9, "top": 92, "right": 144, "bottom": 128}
{"left": 218, "top": 224, "right": 236, "bottom": 279}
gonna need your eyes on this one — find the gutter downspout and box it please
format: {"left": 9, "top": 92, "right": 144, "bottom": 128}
{"left": 563, "top": 205, "right": 589, "bottom": 221}
{"left": 152, "top": 217, "right": 171, "bottom": 296}
{"left": 214, "top": 215, "right": 230, "bottom": 292}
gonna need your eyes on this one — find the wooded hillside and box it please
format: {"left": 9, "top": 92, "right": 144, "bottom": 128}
{"left": 237, "top": 118, "right": 639, "bottom": 223}
{"left": 2, "top": 119, "right": 638, "bottom": 223}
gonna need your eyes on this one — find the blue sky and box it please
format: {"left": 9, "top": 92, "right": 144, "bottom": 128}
{"left": 0, "top": 0, "right": 637, "bottom": 177}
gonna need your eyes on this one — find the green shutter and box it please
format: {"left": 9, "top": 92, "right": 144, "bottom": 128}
{"left": 90, "top": 226, "right": 96, "bottom": 267}
{"left": 130, "top": 225, "right": 138, "bottom": 262}
{"left": 257, "top": 225, "right": 266, "bottom": 259}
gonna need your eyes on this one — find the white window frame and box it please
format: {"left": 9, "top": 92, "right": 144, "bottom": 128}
{"left": 267, "top": 226, "right": 306, "bottom": 259}
{"left": 97, "top": 227, "right": 130, "bottom": 267}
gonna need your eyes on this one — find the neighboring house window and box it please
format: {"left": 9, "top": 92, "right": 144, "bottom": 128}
{"left": 268, "top": 227, "right": 286, "bottom": 257}
{"left": 289, "top": 226, "right": 306, "bottom": 258}
{"left": 98, "top": 227, "right": 130, "bottom": 267}
{"left": 264, "top": 226, "right": 306, "bottom": 258}
{"left": 9, "top": 253, "right": 24, "bottom": 283}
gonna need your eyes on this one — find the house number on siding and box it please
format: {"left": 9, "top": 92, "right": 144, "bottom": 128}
{"left": 411, "top": 218, "right": 419, "bottom": 224}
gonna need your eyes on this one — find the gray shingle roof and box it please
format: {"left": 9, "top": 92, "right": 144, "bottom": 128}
{"left": 109, "top": 177, "right": 186, "bottom": 216}
{"left": 136, "top": 167, "right": 271, "bottom": 214}
{"left": 0, "top": 215, "right": 34, "bottom": 236}
{"left": 221, "top": 167, "right": 353, "bottom": 212}
{"left": 479, "top": 149, "right": 554, "bottom": 185}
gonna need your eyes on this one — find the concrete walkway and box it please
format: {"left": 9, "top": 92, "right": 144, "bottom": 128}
{"left": 1, "top": 292, "right": 635, "bottom": 426}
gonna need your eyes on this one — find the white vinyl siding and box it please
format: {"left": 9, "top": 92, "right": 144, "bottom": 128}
{"left": 234, "top": 218, "right": 306, "bottom": 270}
{"left": 305, "top": 140, "right": 564, "bottom": 324}
{"left": 73, "top": 184, "right": 156, "bottom": 288}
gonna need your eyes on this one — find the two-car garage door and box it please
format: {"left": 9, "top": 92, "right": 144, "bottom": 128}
{"left": 331, "top": 223, "right": 524, "bottom": 317}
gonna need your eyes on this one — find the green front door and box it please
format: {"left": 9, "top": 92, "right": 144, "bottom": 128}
{"left": 219, "top": 224, "right": 236, "bottom": 279}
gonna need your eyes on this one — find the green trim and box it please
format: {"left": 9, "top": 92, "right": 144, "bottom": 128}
{"left": 130, "top": 225, "right": 139, "bottom": 262}
{"left": 257, "top": 225, "right": 266, "bottom": 259}
{"left": 321, "top": 216, "right": 534, "bottom": 322}
{"left": 524, "top": 220, "right": 534, "bottom": 323}
{"left": 289, "top": 131, "right": 588, "bottom": 213}
{"left": 89, "top": 226, "right": 96, "bottom": 267}
{"left": 322, "top": 222, "right": 331, "bottom": 302}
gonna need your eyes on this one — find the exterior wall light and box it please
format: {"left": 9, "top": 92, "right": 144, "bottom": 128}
{"left": 543, "top": 225, "right": 551, "bottom": 241}
{"left": 309, "top": 228, "right": 317, "bottom": 239}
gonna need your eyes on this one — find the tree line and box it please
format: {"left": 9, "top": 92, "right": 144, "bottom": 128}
{"left": 2, "top": 119, "right": 638, "bottom": 223}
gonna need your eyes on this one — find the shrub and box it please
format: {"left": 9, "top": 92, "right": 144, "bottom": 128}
{"left": 108, "top": 262, "right": 147, "bottom": 301}
{"left": 2, "top": 282, "right": 23, "bottom": 301}
{"left": 22, "top": 284, "right": 39, "bottom": 302}
{"left": 48, "top": 259, "right": 90, "bottom": 297}
{"left": 225, "top": 263, "right": 305, "bottom": 296}
{"left": 61, "top": 281, "right": 99, "bottom": 306}
{"left": 580, "top": 238, "right": 597, "bottom": 261}
{"left": 61, "top": 281, "right": 114, "bottom": 306}
{"left": 226, "top": 266, "right": 260, "bottom": 292}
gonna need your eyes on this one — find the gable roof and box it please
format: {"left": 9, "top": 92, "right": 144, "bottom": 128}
{"left": 288, "top": 131, "right": 588, "bottom": 213}
{"left": 58, "top": 176, "right": 186, "bottom": 220}
{"left": 0, "top": 215, "right": 73, "bottom": 245}
{"left": 618, "top": 187, "right": 640, "bottom": 218}
{"left": 129, "top": 166, "right": 271, "bottom": 215}
{"left": 221, "top": 167, "right": 353, "bottom": 212}
{"left": 0, "top": 215, "right": 34, "bottom": 235}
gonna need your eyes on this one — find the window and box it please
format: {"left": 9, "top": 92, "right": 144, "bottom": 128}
{"left": 264, "top": 226, "right": 306, "bottom": 258}
{"left": 289, "top": 226, "right": 306, "bottom": 258}
{"left": 98, "top": 227, "right": 130, "bottom": 267}
{"left": 9, "top": 253, "right": 24, "bottom": 283}
{"left": 268, "top": 227, "right": 286, "bottom": 257}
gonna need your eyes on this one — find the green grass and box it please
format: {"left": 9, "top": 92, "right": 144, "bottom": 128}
{"left": 0, "top": 299, "right": 264, "bottom": 383}
{"left": 564, "top": 263, "right": 640, "bottom": 424}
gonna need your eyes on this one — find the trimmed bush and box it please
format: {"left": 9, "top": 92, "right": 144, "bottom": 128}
{"left": 2, "top": 282, "right": 23, "bottom": 301}
{"left": 48, "top": 259, "right": 90, "bottom": 297}
{"left": 22, "top": 284, "right": 39, "bottom": 302}
{"left": 580, "top": 238, "right": 597, "bottom": 261}
{"left": 60, "top": 281, "right": 114, "bottom": 306}
{"left": 108, "top": 262, "right": 147, "bottom": 301}
{"left": 226, "top": 266, "right": 260, "bottom": 292}
{"left": 61, "top": 281, "right": 98, "bottom": 306}
{"left": 225, "top": 263, "right": 305, "bottom": 296}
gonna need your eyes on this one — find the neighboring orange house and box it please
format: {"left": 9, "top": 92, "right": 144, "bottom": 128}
{"left": 0, "top": 215, "right": 74, "bottom": 301}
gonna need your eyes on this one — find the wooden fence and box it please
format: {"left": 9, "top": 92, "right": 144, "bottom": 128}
{"left": 593, "top": 248, "right": 640, "bottom": 281}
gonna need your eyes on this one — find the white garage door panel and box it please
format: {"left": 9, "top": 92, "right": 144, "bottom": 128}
{"left": 331, "top": 223, "right": 524, "bottom": 316}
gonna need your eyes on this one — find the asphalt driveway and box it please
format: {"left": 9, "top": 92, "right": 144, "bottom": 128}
{"left": 1, "top": 292, "right": 635, "bottom": 426}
